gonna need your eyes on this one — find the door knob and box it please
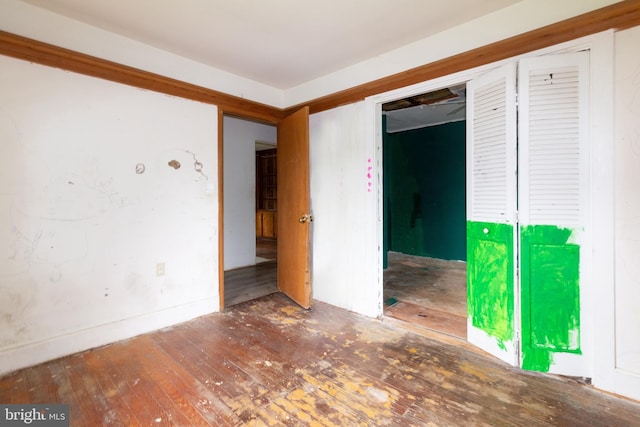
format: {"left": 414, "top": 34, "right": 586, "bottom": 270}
{"left": 299, "top": 214, "right": 314, "bottom": 223}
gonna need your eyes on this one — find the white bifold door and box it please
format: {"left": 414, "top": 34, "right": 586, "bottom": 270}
{"left": 467, "top": 51, "right": 590, "bottom": 376}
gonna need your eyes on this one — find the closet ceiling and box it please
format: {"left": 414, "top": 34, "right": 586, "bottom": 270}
{"left": 384, "top": 85, "right": 467, "bottom": 133}
{"left": 19, "top": 0, "right": 520, "bottom": 89}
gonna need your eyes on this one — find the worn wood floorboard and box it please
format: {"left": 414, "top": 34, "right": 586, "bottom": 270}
{"left": 2, "top": 293, "right": 640, "bottom": 426}
{"left": 385, "top": 300, "right": 467, "bottom": 339}
{"left": 224, "top": 261, "right": 278, "bottom": 307}
{"left": 223, "top": 238, "right": 278, "bottom": 308}
{"left": 256, "top": 238, "right": 277, "bottom": 261}
{"left": 384, "top": 251, "right": 467, "bottom": 337}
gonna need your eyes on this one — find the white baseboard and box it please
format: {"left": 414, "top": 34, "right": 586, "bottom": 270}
{"left": 0, "top": 297, "right": 218, "bottom": 375}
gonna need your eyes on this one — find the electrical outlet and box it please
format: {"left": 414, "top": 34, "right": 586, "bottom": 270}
{"left": 156, "top": 262, "right": 165, "bottom": 276}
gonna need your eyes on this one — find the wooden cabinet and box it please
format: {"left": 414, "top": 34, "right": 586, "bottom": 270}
{"left": 256, "top": 210, "right": 277, "bottom": 239}
{"left": 256, "top": 148, "right": 277, "bottom": 239}
{"left": 256, "top": 148, "right": 277, "bottom": 211}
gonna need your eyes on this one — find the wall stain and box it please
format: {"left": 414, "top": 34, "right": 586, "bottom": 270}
{"left": 8, "top": 225, "right": 43, "bottom": 267}
{"left": 185, "top": 150, "right": 208, "bottom": 181}
{"left": 0, "top": 287, "right": 36, "bottom": 348}
{"left": 49, "top": 264, "right": 62, "bottom": 283}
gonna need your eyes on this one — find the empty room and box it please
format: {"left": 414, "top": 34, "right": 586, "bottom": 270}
{"left": 2, "top": 1, "right": 640, "bottom": 425}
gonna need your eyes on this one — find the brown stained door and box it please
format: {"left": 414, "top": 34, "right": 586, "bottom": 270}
{"left": 277, "top": 107, "right": 312, "bottom": 308}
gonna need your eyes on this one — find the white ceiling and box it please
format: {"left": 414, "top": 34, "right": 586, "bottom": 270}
{"left": 19, "top": 0, "right": 520, "bottom": 90}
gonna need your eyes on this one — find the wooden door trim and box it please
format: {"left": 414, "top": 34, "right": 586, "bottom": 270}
{"left": 1, "top": 2, "right": 639, "bottom": 119}
{"left": 285, "top": 0, "right": 640, "bottom": 115}
{"left": 218, "top": 110, "right": 280, "bottom": 310}
{"left": 0, "top": 30, "right": 285, "bottom": 124}
{"left": 218, "top": 109, "right": 225, "bottom": 310}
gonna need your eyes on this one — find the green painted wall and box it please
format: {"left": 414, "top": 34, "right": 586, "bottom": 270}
{"left": 520, "top": 225, "right": 581, "bottom": 371}
{"left": 383, "top": 121, "right": 466, "bottom": 261}
{"left": 467, "top": 221, "right": 515, "bottom": 348}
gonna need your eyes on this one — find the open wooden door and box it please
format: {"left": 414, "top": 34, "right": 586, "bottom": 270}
{"left": 466, "top": 62, "right": 519, "bottom": 366}
{"left": 277, "top": 107, "right": 312, "bottom": 308}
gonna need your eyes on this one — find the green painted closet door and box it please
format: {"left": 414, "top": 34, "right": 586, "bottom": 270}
{"left": 467, "top": 221, "right": 514, "bottom": 348}
{"left": 520, "top": 225, "right": 581, "bottom": 371}
{"left": 466, "top": 63, "right": 519, "bottom": 365}
{"left": 517, "top": 52, "right": 590, "bottom": 376}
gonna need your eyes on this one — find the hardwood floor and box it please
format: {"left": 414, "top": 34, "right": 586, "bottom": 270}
{"left": 224, "top": 239, "right": 278, "bottom": 308}
{"left": 2, "top": 293, "right": 639, "bottom": 426}
{"left": 384, "top": 252, "right": 467, "bottom": 339}
{"left": 256, "top": 238, "right": 277, "bottom": 261}
{"left": 224, "top": 261, "right": 278, "bottom": 307}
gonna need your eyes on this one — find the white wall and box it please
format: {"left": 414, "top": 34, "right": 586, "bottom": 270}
{"left": 1, "top": 0, "right": 638, "bottom": 403}
{"left": 223, "top": 117, "right": 276, "bottom": 270}
{"left": 309, "top": 102, "right": 381, "bottom": 317}
{"left": 0, "top": 55, "right": 219, "bottom": 374}
{"left": 612, "top": 25, "right": 640, "bottom": 400}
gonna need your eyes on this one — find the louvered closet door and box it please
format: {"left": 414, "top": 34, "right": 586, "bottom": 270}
{"left": 518, "top": 51, "right": 590, "bottom": 376}
{"left": 466, "top": 63, "right": 519, "bottom": 365}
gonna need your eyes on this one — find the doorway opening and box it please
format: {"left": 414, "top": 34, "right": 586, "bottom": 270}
{"left": 220, "top": 107, "right": 312, "bottom": 310}
{"left": 381, "top": 84, "right": 468, "bottom": 339}
{"left": 222, "top": 115, "right": 278, "bottom": 308}
{"left": 255, "top": 142, "right": 278, "bottom": 264}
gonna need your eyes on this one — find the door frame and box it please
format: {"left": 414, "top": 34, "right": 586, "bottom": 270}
{"left": 365, "top": 31, "right": 613, "bottom": 376}
{"left": 217, "top": 110, "right": 280, "bottom": 310}
{"left": 217, "top": 109, "right": 312, "bottom": 310}
{"left": 366, "top": 57, "right": 516, "bottom": 322}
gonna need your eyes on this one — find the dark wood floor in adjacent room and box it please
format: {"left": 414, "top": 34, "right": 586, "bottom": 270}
{"left": 224, "top": 238, "right": 278, "bottom": 308}
{"left": 224, "top": 261, "right": 277, "bottom": 308}
{"left": 2, "top": 293, "right": 640, "bottom": 426}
